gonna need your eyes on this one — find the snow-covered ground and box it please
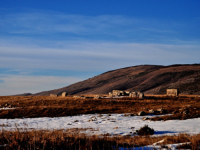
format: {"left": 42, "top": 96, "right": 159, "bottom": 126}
{"left": 0, "top": 113, "right": 200, "bottom": 136}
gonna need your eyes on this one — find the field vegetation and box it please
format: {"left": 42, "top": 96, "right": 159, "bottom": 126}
{"left": 0, "top": 95, "right": 200, "bottom": 149}
{"left": 0, "top": 96, "right": 200, "bottom": 120}
{"left": 0, "top": 129, "right": 200, "bottom": 149}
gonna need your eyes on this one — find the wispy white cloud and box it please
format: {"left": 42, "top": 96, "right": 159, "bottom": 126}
{"left": 3, "top": 69, "right": 36, "bottom": 75}
{"left": 140, "top": 27, "right": 174, "bottom": 33}
{"left": 0, "top": 11, "right": 187, "bottom": 42}
{"left": 0, "top": 12, "right": 134, "bottom": 35}
{"left": 0, "top": 74, "right": 82, "bottom": 96}
{"left": 0, "top": 39, "right": 200, "bottom": 71}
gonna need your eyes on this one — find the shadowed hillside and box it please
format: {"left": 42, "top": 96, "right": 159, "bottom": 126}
{"left": 34, "top": 64, "right": 200, "bottom": 96}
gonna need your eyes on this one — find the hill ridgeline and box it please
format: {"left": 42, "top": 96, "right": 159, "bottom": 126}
{"left": 35, "top": 64, "right": 200, "bottom": 96}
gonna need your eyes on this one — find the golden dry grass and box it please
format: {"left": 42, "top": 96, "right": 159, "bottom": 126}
{"left": 0, "top": 129, "right": 200, "bottom": 149}
{"left": 0, "top": 95, "right": 200, "bottom": 120}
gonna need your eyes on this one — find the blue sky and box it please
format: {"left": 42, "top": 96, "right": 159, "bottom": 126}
{"left": 0, "top": 0, "right": 200, "bottom": 95}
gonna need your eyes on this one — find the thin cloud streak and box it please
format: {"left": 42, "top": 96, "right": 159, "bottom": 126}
{"left": 0, "top": 13, "right": 133, "bottom": 34}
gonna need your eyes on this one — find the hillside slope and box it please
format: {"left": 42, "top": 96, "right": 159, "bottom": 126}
{"left": 35, "top": 64, "right": 200, "bottom": 96}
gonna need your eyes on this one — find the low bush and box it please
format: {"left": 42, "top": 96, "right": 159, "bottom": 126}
{"left": 137, "top": 125, "right": 154, "bottom": 136}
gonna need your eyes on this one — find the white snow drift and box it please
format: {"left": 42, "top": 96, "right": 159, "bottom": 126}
{"left": 0, "top": 113, "right": 200, "bottom": 136}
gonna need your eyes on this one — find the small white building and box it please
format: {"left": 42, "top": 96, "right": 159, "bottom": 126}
{"left": 62, "top": 92, "right": 67, "bottom": 97}
{"left": 166, "top": 89, "right": 178, "bottom": 96}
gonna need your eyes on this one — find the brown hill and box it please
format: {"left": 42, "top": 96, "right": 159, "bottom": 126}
{"left": 35, "top": 64, "right": 200, "bottom": 96}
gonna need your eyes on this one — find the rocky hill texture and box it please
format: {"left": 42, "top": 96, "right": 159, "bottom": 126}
{"left": 35, "top": 64, "right": 200, "bottom": 96}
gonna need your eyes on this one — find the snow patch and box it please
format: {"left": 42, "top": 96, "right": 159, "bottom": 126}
{"left": 0, "top": 114, "right": 200, "bottom": 136}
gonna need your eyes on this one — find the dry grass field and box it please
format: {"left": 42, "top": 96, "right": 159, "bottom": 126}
{"left": 0, "top": 95, "right": 200, "bottom": 120}
{"left": 0, "top": 130, "right": 200, "bottom": 149}
{"left": 0, "top": 95, "right": 200, "bottom": 149}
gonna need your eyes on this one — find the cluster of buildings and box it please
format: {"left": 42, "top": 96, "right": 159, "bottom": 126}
{"left": 50, "top": 92, "right": 67, "bottom": 97}
{"left": 108, "top": 89, "right": 178, "bottom": 98}
{"left": 109, "top": 90, "right": 144, "bottom": 99}
{"left": 50, "top": 89, "right": 178, "bottom": 99}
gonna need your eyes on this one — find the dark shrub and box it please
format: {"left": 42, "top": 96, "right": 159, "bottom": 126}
{"left": 137, "top": 125, "right": 154, "bottom": 136}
